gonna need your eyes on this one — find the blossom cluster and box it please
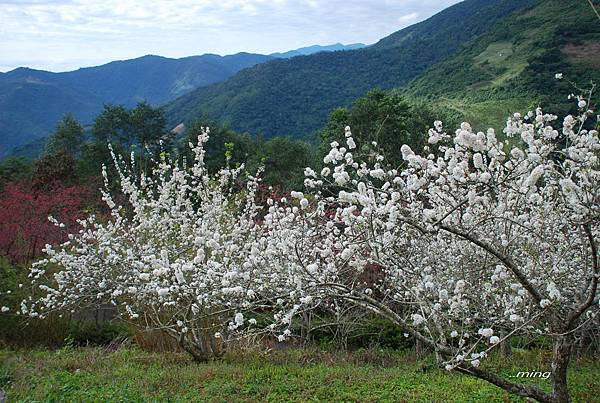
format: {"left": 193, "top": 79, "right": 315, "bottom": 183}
{"left": 23, "top": 130, "right": 268, "bottom": 359}
{"left": 22, "top": 94, "right": 599, "bottom": 371}
{"left": 257, "top": 97, "right": 599, "bottom": 368}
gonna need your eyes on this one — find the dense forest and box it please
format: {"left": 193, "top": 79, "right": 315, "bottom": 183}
{"left": 164, "top": 0, "right": 537, "bottom": 139}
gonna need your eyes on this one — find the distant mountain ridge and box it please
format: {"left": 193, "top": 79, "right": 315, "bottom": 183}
{"left": 164, "top": 0, "right": 538, "bottom": 139}
{"left": 0, "top": 43, "right": 374, "bottom": 157}
{"left": 270, "top": 43, "right": 367, "bottom": 58}
{"left": 0, "top": 52, "right": 275, "bottom": 157}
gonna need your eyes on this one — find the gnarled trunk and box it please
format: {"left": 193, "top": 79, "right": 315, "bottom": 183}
{"left": 550, "top": 334, "right": 572, "bottom": 403}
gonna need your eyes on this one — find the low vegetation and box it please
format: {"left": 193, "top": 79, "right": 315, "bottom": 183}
{"left": 1, "top": 347, "right": 599, "bottom": 402}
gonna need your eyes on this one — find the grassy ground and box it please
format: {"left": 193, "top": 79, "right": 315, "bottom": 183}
{"left": 1, "top": 346, "right": 599, "bottom": 402}
{"left": 433, "top": 97, "right": 536, "bottom": 134}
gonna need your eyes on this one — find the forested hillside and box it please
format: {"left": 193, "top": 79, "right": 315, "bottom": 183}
{"left": 405, "top": 0, "right": 600, "bottom": 130}
{"left": 165, "top": 0, "right": 538, "bottom": 138}
{"left": 0, "top": 53, "right": 272, "bottom": 156}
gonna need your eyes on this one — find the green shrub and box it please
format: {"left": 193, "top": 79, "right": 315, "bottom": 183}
{"left": 350, "top": 316, "right": 414, "bottom": 350}
{"left": 68, "top": 321, "right": 131, "bottom": 346}
{"left": 307, "top": 315, "right": 414, "bottom": 350}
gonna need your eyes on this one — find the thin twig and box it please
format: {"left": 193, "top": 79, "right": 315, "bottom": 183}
{"left": 588, "top": 0, "right": 600, "bottom": 21}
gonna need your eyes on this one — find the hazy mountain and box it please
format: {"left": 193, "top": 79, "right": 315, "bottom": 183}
{"left": 0, "top": 52, "right": 273, "bottom": 156}
{"left": 270, "top": 43, "right": 367, "bottom": 58}
{"left": 165, "top": 0, "right": 537, "bottom": 139}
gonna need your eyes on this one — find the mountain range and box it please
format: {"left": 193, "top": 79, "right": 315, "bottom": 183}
{"left": 3, "top": 0, "right": 599, "bottom": 159}
{"left": 0, "top": 43, "right": 363, "bottom": 157}
{"left": 164, "top": 0, "right": 540, "bottom": 139}
{"left": 167, "top": 0, "right": 599, "bottom": 139}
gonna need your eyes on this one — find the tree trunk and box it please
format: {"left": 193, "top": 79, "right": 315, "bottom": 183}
{"left": 500, "top": 331, "right": 512, "bottom": 357}
{"left": 415, "top": 338, "right": 425, "bottom": 357}
{"left": 550, "top": 334, "right": 572, "bottom": 403}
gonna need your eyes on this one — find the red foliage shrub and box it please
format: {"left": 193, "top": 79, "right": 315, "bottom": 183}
{"left": 254, "top": 183, "right": 289, "bottom": 224}
{"left": 0, "top": 181, "right": 97, "bottom": 263}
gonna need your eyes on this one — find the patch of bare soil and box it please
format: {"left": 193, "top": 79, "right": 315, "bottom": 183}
{"left": 561, "top": 42, "right": 600, "bottom": 68}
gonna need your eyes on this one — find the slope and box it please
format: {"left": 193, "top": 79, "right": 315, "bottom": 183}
{"left": 0, "top": 53, "right": 272, "bottom": 156}
{"left": 404, "top": 0, "right": 600, "bottom": 130}
{"left": 165, "top": 0, "right": 538, "bottom": 139}
{"left": 0, "top": 73, "right": 102, "bottom": 156}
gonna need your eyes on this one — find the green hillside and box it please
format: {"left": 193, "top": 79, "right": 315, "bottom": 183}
{"left": 0, "top": 53, "right": 272, "bottom": 157}
{"left": 55, "top": 53, "right": 274, "bottom": 106}
{"left": 404, "top": 0, "right": 600, "bottom": 130}
{"left": 165, "top": 0, "right": 538, "bottom": 139}
{"left": 0, "top": 75, "right": 101, "bottom": 157}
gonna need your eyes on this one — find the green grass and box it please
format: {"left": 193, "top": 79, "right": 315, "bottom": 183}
{"left": 433, "top": 97, "right": 535, "bottom": 134}
{"left": 405, "top": 0, "right": 600, "bottom": 131}
{"left": 1, "top": 347, "right": 599, "bottom": 402}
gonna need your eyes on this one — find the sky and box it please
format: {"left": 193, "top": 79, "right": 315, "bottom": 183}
{"left": 0, "top": 0, "right": 461, "bottom": 73}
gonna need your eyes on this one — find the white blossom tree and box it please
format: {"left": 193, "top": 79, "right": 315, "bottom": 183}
{"left": 259, "top": 93, "right": 599, "bottom": 402}
{"left": 22, "top": 89, "right": 599, "bottom": 402}
{"left": 23, "top": 130, "right": 269, "bottom": 361}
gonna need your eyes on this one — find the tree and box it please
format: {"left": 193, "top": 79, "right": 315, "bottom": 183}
{"left": 257, "top": 137, "right": 317, "bottom": 190}
{"left": 320, "top": 89, "right": 440, "bottom": 166}
{"left": 177, "top": 120, "right": 255, "bottom": 174}
{"left": 129, "top": 101, "right": 169, "bottom": 174}
{"left": 23, "top": 130, "right": 266, "bottom": 361}
{"left": 82, "top": 104, "right": 134, "bottom": 177}
{"left": 45, "top": 114, "right": 85, "bottom": 158}
{"left": 0, "top": 181, "right": 93, "bottom": 263}
{"left": 92, "top": 104, "right": 133, "bottom": 148}
{"left": 87, "top": 102, "right": 170, "bottom": 178}
{"left": 177, "top": 121, "right": 316, "bottom": 190}
{"left": 260, "top": 96, "right": 599, "bottom": 402}
{"left": 32, "top": 150, "right": 77, "bottom": 189}
{"left": 0, "top": 157, "right": 33, "bottom": 187}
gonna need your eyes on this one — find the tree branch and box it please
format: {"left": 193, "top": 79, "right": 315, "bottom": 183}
{"left": 565, "top": 224, "right": 599, "bottom": 330}
{"left": 587, "top": 0, "right": 600, "bottom": 21}
{"left": 439, "top": 224, "right": 544, "bottom": 303}
{"left": 454, "top": 365, "right": 551, "bottom": 403}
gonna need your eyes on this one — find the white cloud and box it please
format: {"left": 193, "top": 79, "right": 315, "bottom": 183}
{"left": 398, "top": 12, "right": 419, "bottom": 23}
{"left": 0, "top": 0, "right": 460, "bottom": 72}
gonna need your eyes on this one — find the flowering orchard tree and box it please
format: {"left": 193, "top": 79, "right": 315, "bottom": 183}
{"left": 23, "top": 131, "right": 269, "bottom": 361}
{"left": 259, "top": 97, "right": 599, "bottom": 402}
{"left": 22, "top": 95, "right": 598, "bottom": 401}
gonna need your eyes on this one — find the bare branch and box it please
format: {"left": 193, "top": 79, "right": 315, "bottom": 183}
{"left": 439, "top": 224, "right": 544, "bottom": 303}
